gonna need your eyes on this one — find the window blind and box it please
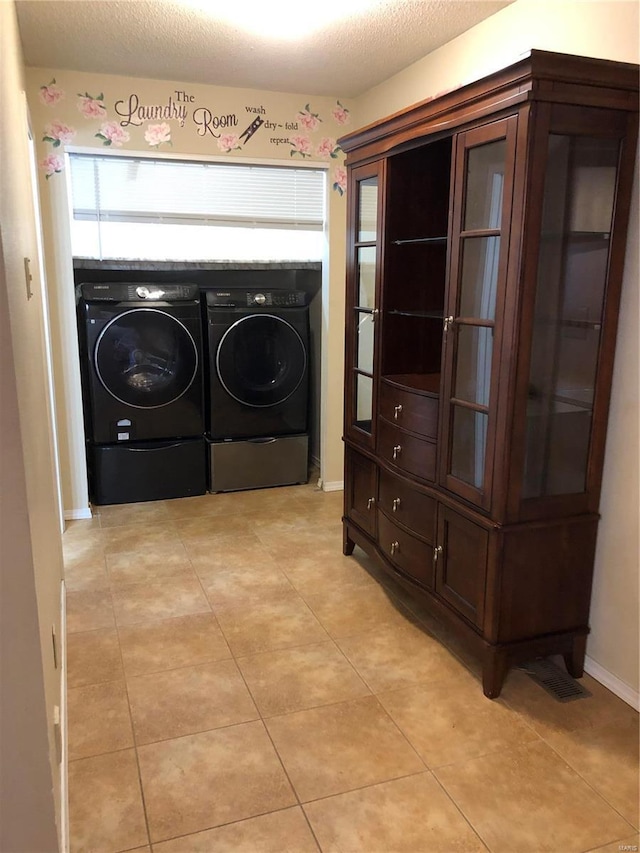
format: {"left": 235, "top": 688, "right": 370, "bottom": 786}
{"left": 69, "top": 154, "right": 325, "bottom": 229}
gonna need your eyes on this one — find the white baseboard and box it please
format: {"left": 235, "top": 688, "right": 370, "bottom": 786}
{"left": 321, "top": 480, "right": 344, "bottom": 492}
{"left": 60, "top": 582, "right": 69, "bottom": 853}
{"left": 584, "top": 655, "right": 639, "bottom": 710}
{"left": 63, "top": 507, "right": 92, "bottom": 520}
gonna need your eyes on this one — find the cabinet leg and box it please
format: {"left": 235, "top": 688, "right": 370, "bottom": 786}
{"left": 482, "top": 649, "right": 509, "bottom": 699}
{"left": 343, "top": 527, "right": 355, "bottom": 556}
{"left": 563, "top": 634, "right": 587, "bottom": 678}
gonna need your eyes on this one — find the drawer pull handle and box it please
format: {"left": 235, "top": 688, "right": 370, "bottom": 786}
{"left": 393, "top": 404, "right": 403, "bottom": 420}
{"left": 367, "top": 497, "right": 375, "bottom": 510}
{"left": 392, "top": 444, "right": 402, "bottom": 460}
{"left": 390, "top": 541, "right": 400, "bottom": 556}
{"left": 392, "top": 498, "right": 401, "bottom": 512}
{"left": 433, "top": 545, "right": 443, "bottom": 563}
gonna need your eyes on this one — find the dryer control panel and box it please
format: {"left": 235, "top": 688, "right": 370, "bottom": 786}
{"left": 207, "top": 289, "right": 307, "bottom": 308}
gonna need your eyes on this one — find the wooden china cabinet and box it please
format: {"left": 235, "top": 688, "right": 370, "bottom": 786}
{"left": 340, "top": 50, "right": 639, "bottom": 698}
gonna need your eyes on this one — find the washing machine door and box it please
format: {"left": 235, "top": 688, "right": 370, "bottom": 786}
{"left": 216, "top": 314, "right": 306, "bottom": 408}
{"left": 94, "top": 308, "right": 198, "bottom": 408}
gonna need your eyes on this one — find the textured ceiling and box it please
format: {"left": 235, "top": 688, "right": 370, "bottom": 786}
{"left": 16, "top": 0, "right": 512, "bottom": 97}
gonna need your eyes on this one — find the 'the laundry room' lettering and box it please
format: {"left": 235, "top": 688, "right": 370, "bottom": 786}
{"left": 192, "top": 108, "right": 239, "bottom": 137}
{"left": 114, "top": 92, "right": 190, "bottom": 127}
{"left": 113, "top": 91, "right": 240, "bottom": 136}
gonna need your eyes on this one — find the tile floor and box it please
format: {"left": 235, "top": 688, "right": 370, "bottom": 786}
{"left": 63, "top": 482, "right": 639, "bottom": 853}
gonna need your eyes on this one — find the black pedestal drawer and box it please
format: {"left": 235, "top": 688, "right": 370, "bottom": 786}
{"left": 89, "top": 438, "right": 206, "bottom": 505}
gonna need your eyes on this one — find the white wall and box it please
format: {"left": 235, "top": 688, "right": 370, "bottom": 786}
{"left": 355, "top": 0, "right": 639, "bottom": 126}
{"left": 0, "top": 2, "right": 64, "bottom": 849}
{"left": 352, "top": 0, "right": 640, "bottom": 701}
{"left": 589, "top": 156, "right": 639, "bottom": 703}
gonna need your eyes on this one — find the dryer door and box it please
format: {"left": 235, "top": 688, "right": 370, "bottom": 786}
{"left": 94, "top": 308, "right": 198, "bottom": 408}
{"left": 216, "top": 314, "right": 307, "bottom": 408}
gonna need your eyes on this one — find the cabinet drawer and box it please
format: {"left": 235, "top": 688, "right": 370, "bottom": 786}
{"left": 378, "top": 469, "right": 436, "bottom": 542}
{"left": 378, "top": 418, "right": 436, "bottom": 482}
{"left": 379, "top": 382, "right": 438, "bottom": 440}
{"left": 378, "top": 512, "right": 434, "bottom": 589}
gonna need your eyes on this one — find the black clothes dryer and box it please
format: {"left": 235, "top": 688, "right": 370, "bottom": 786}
{"left": 80, "top": 282, "right": 204, "bottom": 443}
{"left": 206, "top": 289, "right": 310, "bottom": 441}
{"left": 78, "top": 282, "right": 206, "bottom": 504}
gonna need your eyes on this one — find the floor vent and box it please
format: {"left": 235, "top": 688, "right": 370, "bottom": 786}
{"left": 518, "top": 659, "right": 592, "bottom": 702}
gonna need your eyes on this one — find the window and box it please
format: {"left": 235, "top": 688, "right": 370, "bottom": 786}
{"left": 68, "top": 154, "right": 326, "bottom": 261}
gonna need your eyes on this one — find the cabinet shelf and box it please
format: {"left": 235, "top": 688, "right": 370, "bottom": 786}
{"left": 527, "top": 388, "right": 593, "bottom": 413}
{"left": 542, "top": 230, "right": 610, "bottom": 244}
{"left": 391, "top": 236, "right": 448, "bottom": 246}
{"left": 570, "top": 231, "right": 610, "bottom": 239}
{"left": 540, "top": 231, "right": 611, "bottom": 255}
{"left": 534, "top": 318, "right": 602, "bottom": 330}
{"left": 388, "top": 309, "right": 443, "bottom": 320}
{"left": 563, "top": 319, "right": 602, "bottom": 330}
{"left": 527, "top": 399, "right": 591, "bottom": 415}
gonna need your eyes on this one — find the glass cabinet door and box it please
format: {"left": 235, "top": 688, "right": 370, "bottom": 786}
{"left": 347, "top": 165, "right": 383, "bottom": 442}
{"left": 440, "top": 117, "right": 518, "bottom": 509}
{"left": 522, "top": 134, "right": 621, "bottom": 502}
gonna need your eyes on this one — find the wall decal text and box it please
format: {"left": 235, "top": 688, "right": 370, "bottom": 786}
{"left": 193, "top": 107, "right": 239, "bottom": 137}
{"left": 115, "top": 92, "right": 190, "bottom": 127}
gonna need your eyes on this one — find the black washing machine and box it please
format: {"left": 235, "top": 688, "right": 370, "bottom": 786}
{"left": 80, "top": 282, "right": 204, "bottom": 442}
{"left": 205, "top": 288, "right": 310, "bottom": 491}
{"left": 78, "top": 282, "right": 206, "bottom": 504}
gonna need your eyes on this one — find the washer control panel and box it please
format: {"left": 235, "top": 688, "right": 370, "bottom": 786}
{"left": 135, "top": 285, "right": 165, "bottom": 300}
{"left": 128, "top": 284, "right": 197, "bottom": 301}
{"left": 80, "top": 283, "right": 199, "bottom": 302}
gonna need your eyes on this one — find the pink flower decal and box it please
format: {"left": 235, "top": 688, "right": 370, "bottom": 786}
{"left": 39, "top": 79, "right": 65, "bottom": 107}
{"left": 144, "top": 123, "right": 172, "bottom": 147}
{"left": 77, "top": 92, "right": 107, "bottom": 119}
{"left": 41, "top": 153, "right": 64, "bottom": 179}
{"left": 42, "top": 120, "right": 76, "bottom": 147}
{"left": 289, "top": 135, "right": 312, "bottom": 159}
{"left": 333, "top": 166, "right": 347, "bottom": 196}
{"left": 332, "top": 101, "right": 350, "bottom": 125}
{"left": 296, "top": 104, "right": 321, "bottom": 132}
{"left": 95, "top": 121, "right": 130, "bottom": 147}
{"left": 316, "top": 137, "right": 341, "bottom": 160}
{"left": 217, "top": 133, "right": 242, "bottom": 153}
